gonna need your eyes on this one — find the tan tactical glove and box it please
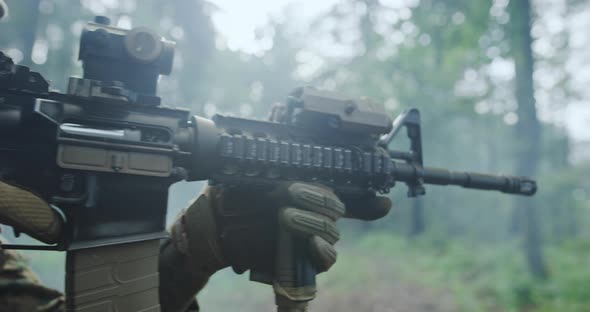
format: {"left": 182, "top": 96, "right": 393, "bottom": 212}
{"left": 159, "top": 182, "right": 391, "bottom": 312}
{"left": 0, "top": 181, "right": 62, "bottom": 244}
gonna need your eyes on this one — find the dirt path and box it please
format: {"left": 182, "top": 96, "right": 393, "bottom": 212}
{"left": 311, "top": 278, "right": 458, "bottom": 312}
{"left": 308, "top": 244, "right": 459, "bottom": 312}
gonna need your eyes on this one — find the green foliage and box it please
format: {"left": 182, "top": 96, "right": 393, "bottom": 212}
{"left": 332, "top": 233, "right": 590, "bottom": 312}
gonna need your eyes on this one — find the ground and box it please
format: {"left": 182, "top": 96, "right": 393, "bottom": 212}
{"left": 312, "top": 278, "right": 458, "bottom": 312}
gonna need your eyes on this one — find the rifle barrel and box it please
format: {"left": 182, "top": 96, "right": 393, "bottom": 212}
{"left": 391, "top": 162, "right": 537, "bottom": 196}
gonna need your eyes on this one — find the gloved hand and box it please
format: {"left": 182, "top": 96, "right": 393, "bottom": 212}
{"left": 158, "top": 182, "right": 391, "bottom": 312}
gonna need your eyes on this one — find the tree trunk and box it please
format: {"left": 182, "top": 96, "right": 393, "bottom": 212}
{"left": 510, "top": 203, "right": 524, "bottom": 234}
{"left": 20, "top": 0, "right": 40, "bottom": 67}
{"left": 509, "top": 0, "right": 548, "bottom": 279}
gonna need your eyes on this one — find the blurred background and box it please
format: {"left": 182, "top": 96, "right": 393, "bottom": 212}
{"left": 1, "top": 0, "right": 589, "bottom": 311}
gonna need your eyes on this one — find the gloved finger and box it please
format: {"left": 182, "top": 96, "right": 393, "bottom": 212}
{"left": 272, "top": 182, "right": 345, "bottom": 220}
{"left": 0, "top": 181, "right": 62, "bottom": 244}
{"left": 308, "top": 236, "right": 337, "bottom": 273}
{"left": 342, "top": 193, "right": 392, "bottom": 221}
{"left": 279, "top": 207, "right": 339, "bottom": 244}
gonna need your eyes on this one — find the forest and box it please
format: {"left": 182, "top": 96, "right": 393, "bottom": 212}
{"left": 1, "top": 0, "right": 589, "bottom": 311}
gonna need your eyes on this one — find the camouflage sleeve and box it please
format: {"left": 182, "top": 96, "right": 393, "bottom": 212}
{"left": 0, "top": 242, "right": 64, "bottom": 312}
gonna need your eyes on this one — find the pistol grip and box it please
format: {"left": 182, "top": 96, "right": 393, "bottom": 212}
{"left": 273, "top": 225, "right": 317, "bottom": 312}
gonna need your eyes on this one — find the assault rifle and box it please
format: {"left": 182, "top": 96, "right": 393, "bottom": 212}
{"left": 0, "top": 17, "right": 536, "bottom": 312}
